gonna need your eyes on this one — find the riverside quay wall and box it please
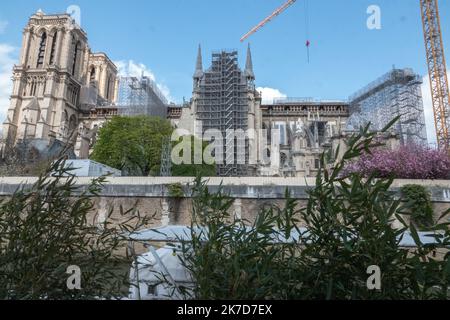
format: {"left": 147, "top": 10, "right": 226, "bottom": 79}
{"left": 1, "top": 177, "right": 450, "bottom": 227}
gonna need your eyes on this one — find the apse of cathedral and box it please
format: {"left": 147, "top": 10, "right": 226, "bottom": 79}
{"left": 168, "top": 48, "right": 402, "bottom": 178}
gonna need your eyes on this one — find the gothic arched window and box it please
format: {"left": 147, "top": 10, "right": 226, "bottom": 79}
{"left": 106, "top": 75, "right": 112, "bottom": 100}
{"left": 90, "top": 67, "right": 96, "bottom": 83}
{"left": 49, "top": 31, "right": 58, "bottom": 65}
{"left": 71, "top": 40, "right": 80, "bottom": 76}
{"left": 68, "top": 114, "right": 78, "bottom": 141}
{"left": 36, "top": 32, "right": 47, "bottom": 68}
{"left": 280, "top": 152, "right": 287, "bottom": 167}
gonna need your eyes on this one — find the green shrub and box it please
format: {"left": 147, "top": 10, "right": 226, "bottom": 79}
{"left": 168, "top": 183, "right": 185, "bottom": 198}
{"left": 176, "top": 177, "right": 300, "bottom": 299}
{"left": 400, "top": 184, "right": 434, "bottom": 229}
{"left": 0, "top": 159, "right": 150, "bottom": 299}
{"left": 173, "top": 118, "right": 450, "bottom": 300}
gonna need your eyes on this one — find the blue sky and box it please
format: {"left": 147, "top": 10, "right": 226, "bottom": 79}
{"left": 1, "top": 0, "right": 450, "bottom": 144}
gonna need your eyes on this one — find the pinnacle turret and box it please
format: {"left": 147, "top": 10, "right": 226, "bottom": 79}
{"left": 245, "top": 43, "right": 255, "bottom": 80}
{"left": 193, "top": 44, "right": 203, "bottom": 79}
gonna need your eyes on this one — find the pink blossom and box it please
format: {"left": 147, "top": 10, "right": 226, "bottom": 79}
{"left": 343, "top": 144, "right": 450, "bottom": 179}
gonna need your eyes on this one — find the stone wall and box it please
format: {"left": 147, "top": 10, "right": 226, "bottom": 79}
{"left": 1, "top": 177, "right": 450, "bottom": 228}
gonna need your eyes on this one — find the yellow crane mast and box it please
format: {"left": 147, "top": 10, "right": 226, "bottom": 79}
{"left": 420, "top": 0, "right": 450, "bottom": 150}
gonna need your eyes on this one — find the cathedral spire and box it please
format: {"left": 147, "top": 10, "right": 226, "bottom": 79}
{"left": 245, "top": 43, "right": 255, "bottom": 80}
{"left": 194, "top": 44, "right": 203, "bottom": 79}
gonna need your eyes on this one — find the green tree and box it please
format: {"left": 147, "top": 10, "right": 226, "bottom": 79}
{"left": 90, "top": 115, "right": 173, "bottom": 176}
{"left": 91, "top": 116, "right": 216, "bottom": 177}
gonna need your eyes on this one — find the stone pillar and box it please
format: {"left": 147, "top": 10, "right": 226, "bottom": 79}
{"left": 113, "top": 77, "right": 119, "bottom": 103}
{"left": 247, "top": 94, "right": 257, "bottom": 167}
{"left": 2, "top": 117, "right": 17, "bottom": 143}
{"left": 20, "top": 27, "right": 32, "bottom": 66}
{"left": 99, "top": 66, "right": 106, "bottom": 98}
{"left": 43, "top": 32, "right": 53, "bottom": 68}
{"left": 54, "top": 27, "right": 64, "bottom": 67}
{"left": 60, "top": 30, "right": 73, "bottom": 71}
{"left": 161, "top": 198, "right": 170, "bottom": 226}
{"left": 97, "top": 198, "right": 108, "bottom": 226}
{"left": 81, "top": 46, "right": 90, "bottom": 84}
{"left": 74, "top": 122, "right": 91, "bottom": 159}
{"left": 35, "top": 74, "right": 55, "bottom": 139}
{"left": 73, "top": 43, "right": 85, "bottom": 80}
{"left": 233, "top": 198, "right": 242, "bottom": 220}
{"left": 270, "top": 130, "right": 280, "bottom": 175}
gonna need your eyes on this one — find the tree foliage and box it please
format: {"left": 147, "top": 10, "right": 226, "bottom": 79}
{"left": 90, "top": 116, "right": 216, "bottom": 176}
{"left": 343, "top": 144, "right": 450, "bottom": 179}
{"left": 401, "top": 184, "right": 434, "bottom": 229}
{"left": 90, "top": 115, "right": 173, "bottom": 176}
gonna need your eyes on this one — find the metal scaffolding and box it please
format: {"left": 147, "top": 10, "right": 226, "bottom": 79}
{"left": 117, "top": 75, "right": 168, "bottom": 118}
{"left": 194, "top": 50, "right": 253, "bottom": 176}
{"left": 160, "top": 136, "right": 172, "bottom": 177}
{"left": 348, "top": 68, "right": 427, "bottom": 145}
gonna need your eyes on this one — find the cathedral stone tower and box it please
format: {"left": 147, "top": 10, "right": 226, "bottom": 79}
{"left": 2, "top": 10, "right": 117, "bottom": 157}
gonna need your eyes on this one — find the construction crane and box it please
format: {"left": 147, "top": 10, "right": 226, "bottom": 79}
{"left": 241, "top": 0, "right": 450, "bottom": 150}
{"left": 240, "top": 0, "right": 297, "bottom": 42}
{"left": 420, "top": 0, "right": 450, "bottom": 150}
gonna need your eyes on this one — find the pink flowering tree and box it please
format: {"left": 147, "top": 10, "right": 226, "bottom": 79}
{"left": 343, "top": 144, "right": 450, "bottom": 179}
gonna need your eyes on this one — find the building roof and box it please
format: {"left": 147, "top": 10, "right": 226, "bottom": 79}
{"left": 128, "top": 225, "right": 446, "bottom": 248}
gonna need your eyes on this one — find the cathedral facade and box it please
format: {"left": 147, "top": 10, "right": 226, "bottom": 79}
{"left": 1, "top": 10, "right": 118, "bottom": 159}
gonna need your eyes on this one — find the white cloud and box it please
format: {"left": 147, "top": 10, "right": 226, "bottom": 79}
{"left": 256, "top": 87, "right": 287, "bottom": 104}
{"left": 115, "top": 60, "right": 155, "bottom": 80}
{"left": 420, "top": 73, "right": 450, "bottom": 147}
{"left": 156, "top": 83, "right": 171, "bottom": 101}
{"left": 114, "top": 59, "right": 174, "bottom": 103}
{"left": 0, "top": 20, "right": 8, "bottom": 34}
{"left": 0, "top": 44, "right": 18, "bottom": 126}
